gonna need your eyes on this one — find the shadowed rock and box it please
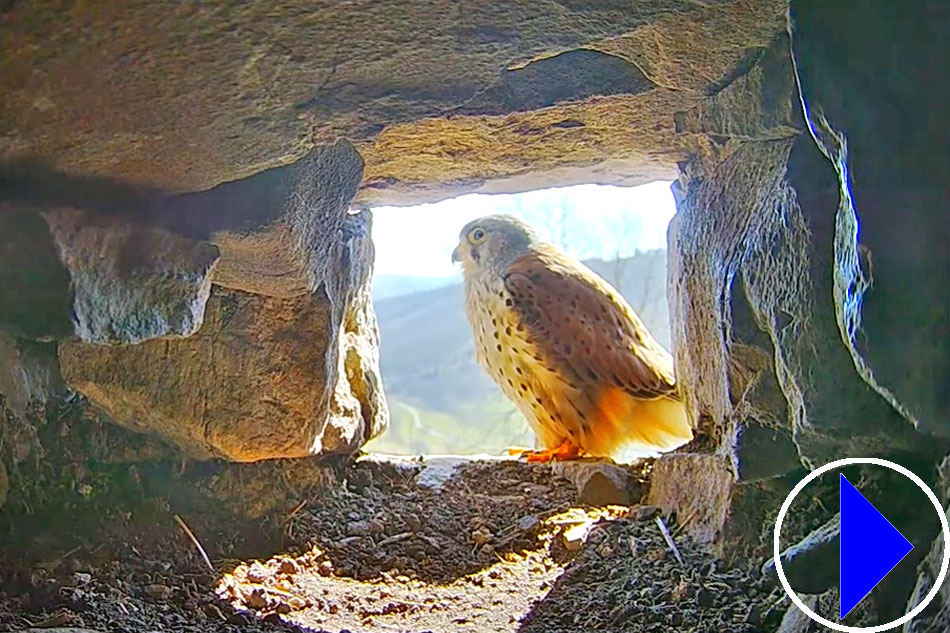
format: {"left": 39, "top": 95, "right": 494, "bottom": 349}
{"left": 159, "top": 140, "right": 365, "bottom": 299}
{"left": 0, "top": 140, "right": 363, "bottom": 343}
{"left": 903, "top": 454, "right": 950, "bottom": 633}
{"left": 0, "top": 208, "right": 75, "bottom": 341}
{"left": 0, "top": 204, "right": 219, "bottom": 344}
{"left": 43, "top": 208, "right": 220, "bottom": 344}
{"left": 762, "top": 513, "right": 839, "bottom": 595}
{"left": 735, "top": 423, "right": 801, "bottom": 482}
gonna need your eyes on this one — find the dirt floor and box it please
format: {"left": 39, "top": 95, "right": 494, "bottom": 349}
{"left": 0, "top": 455, "right": 790, "bottom": 633}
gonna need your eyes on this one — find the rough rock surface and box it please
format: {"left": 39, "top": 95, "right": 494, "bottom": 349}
{"left": 904, "top": 454, "right": 950, "bottom": 633}
{"left": 0, "top": 204, "right": 220, "bottom": 344}
{"left": 0, "top": 333, "right": 64, "bottom": 419}
{"left": 1, "top": 140, "right": 363, "bottom": 345}
{"left": 0, "top": 459, "right": 6, "bottom": 510}
{"left": 158, "top": 140, "right": 365, "bottom": 299}
{"left": 661, "top": 4, "right": 948, "bottom": 620}
{"left": 43, "top": 209, "right": 220, "bottom": 344}
{"left": 645, "top": 453, "right": 735, "bottom": 546}
{"left": 59, "top": 210, "right": 386, "bottom": 462}
{"left": 0, "top": 0, "right": 787, "bottom": 203}
{"left": 762, "top": 513, "right": 839, "bottom": 595}
{"left": 669, "top": 2, "right": 948, "bottom": 471}
{"left": 774, "top": 592, "right": 877, "bottom": 633}
{"left": 672, "top": 133, "right": 940, "bottom": 464}
{"left": 789, "top": 0, "right": 948, "bottom": 441}
{"left": 0, "top": 140, "right": 383, "bottom": 462}
{"left": 776, "top": 596, "right": 819, "bottom": 633}
{"left": 552, "top": 460, "right": 642, "bottom": 506}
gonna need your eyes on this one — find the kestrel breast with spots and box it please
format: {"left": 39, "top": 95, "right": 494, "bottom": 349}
{"left": 451, "top": 214, "right": 693, "bottom": 463}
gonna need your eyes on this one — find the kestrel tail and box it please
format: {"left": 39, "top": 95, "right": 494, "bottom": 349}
{"left": 451, "top": 214, "right": 692, "bottom": 463}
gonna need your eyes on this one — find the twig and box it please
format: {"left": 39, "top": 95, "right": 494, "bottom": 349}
{"left": 281, "top": 499, "right": 308, "bottom": 526}
{"left": 376, "top": 532, "right": 412, "bottom": 548}
{"left": 670, "top": 508, "right": 699, "bottom": 539}
{"left": 655, "top": 516, "right": 684, "bottom": 566}
{"left": 763, "top": 592, "right": 789, "bottom": 617}
{"left": 37, "top": 545, "right": 83, "bottom": 571}
{"left": 174, "top": 514, "right": 214, "bottom": 572}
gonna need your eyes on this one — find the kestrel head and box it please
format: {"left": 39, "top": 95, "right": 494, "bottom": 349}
{"left": 451, "top": 214, "right": 541, "bottom": 274}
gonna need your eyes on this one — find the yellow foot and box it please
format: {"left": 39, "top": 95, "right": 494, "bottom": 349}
{"left": 508, "top": 440, "right": 582, "bottom": 463}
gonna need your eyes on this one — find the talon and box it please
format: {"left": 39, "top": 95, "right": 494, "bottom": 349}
{"left": 509, "top": 440, "right": 581, "bottom": 463}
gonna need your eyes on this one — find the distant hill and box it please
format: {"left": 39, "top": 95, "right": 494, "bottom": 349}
{"left": 366, "top": 249, "right": 670, "bottom": 455}
{"left": 372, "top": 274, "right": 457, "bottom": 302}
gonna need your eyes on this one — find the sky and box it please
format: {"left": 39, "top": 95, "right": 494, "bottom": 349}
{"left": 371, "top": 181, "right": 677, "bottom": 278}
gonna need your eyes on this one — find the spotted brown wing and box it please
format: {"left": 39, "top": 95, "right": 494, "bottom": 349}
{"left": 502, "top": 246, "right": 678, "bottom": 401}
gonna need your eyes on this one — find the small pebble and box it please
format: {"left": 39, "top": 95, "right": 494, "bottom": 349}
{"left": 631, "top": 505, "right": 661, "bottom": 521}
{"left": 278, "top": 559, "right": 299, "bottom": 575}
{"left": 246, "top": 562, "right": 268, "bottom": 584}
{"left": 518, "top": 514, "right": 540, "bottom": 532}
{"left": 227, "top": 612, "right": 249, "bottom": 625}
{"left": 245, "top": 588, "right": 269, "bottom": 610}
{"left": 405, "top": 513, "right": 423, "bottom": 531}
{"left": 145, "top": 584, "right": 172, "bottom": 600}
{"left": 471, "top": 527, "right": 493, "bottom": 546}
{"left": 562, "top": 521, "right": 595, "bottom": 551}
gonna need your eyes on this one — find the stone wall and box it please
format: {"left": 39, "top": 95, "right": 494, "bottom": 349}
{"left": 0, "top": 141, "right": 388, "bottom": 490}
{"left": 659, "top": 0, "right": 949, "bottom": 622}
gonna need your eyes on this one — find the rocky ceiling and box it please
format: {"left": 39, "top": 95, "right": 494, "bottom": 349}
{"left": 1, "top": 0, "right": 787, "bottom": 205}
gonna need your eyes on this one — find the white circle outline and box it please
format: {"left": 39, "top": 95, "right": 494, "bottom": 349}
{"left": 773, "top": 457, "right": 950, "bottom": 632}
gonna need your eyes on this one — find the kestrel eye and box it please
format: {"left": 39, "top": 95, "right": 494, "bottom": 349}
{"left": 469, "top": 228, "right": 486, "bottom": 243}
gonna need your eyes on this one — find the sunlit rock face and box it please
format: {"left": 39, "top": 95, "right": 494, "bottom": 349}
{"left": 58, "top": 236, "right": 385, "bottom": 461}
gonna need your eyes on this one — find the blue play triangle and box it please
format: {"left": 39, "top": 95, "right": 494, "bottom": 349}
{"left": 840, "top": 474, "right": 913, "bottom": 619}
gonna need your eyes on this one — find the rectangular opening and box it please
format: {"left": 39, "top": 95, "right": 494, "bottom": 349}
{"left": 366, "top": 181, "right": 677, "bottom": 456}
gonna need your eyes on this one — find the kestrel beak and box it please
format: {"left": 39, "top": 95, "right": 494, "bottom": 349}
{"left": 451, "top": 244, "right": 462, "bottom": 264}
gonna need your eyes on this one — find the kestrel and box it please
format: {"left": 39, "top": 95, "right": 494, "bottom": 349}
{"left": 451, "top": 215, "right": 692, "bottom": 463}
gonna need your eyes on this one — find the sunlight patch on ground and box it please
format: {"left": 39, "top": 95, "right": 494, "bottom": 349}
{"left": 215, "top": 506, "right": 630, "bottom": 633}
